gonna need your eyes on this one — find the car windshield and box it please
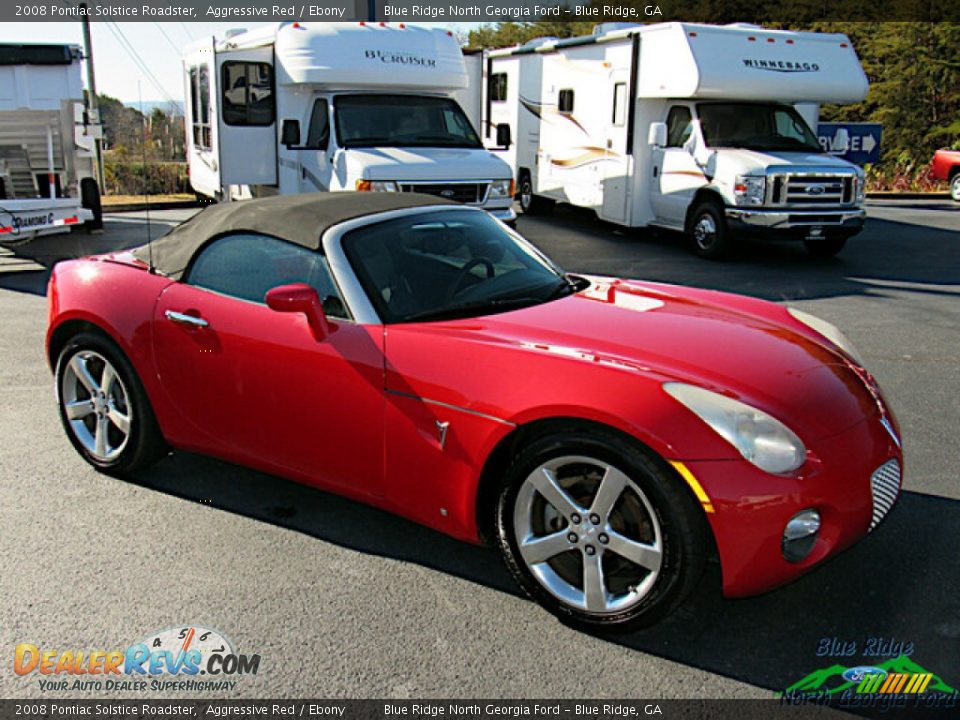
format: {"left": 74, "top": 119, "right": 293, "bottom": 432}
{"left": 334, "top": 95, "right": 482, "bottom": 149}
{"left": 696, "top": 102, "right": 822, "bottom": 152}
{"left": 342, "top": 209, "right": 583, "bottom": 323}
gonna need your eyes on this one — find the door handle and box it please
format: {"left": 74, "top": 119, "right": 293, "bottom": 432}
{"left": 165, "top": 310, "right": 209, "bottom": 328}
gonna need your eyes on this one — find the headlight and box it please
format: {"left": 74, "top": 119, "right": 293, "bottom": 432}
{"left": 733, "top": 175, "right": 766, "bottom": 206}
{"left": 787, "top": 308, "right": 864, "bottom": 366}
{"left": 663, "top": 383, "right": 807, "bottom": 474}
{"left": 853, "top": 174, "right": 866, "bottom": 204}
{"left": 356, "top": 180, "right": 398, "bottom": 192}
{"left": 488, "top": 179, "right": 515, "bottom": 200}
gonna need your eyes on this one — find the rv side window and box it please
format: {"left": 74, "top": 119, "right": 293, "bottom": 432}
{"left": 490, "top": 73, "right": 508, "bottom": 102}
{"left": 558, "top": 89, "right": 575, "bottom": 114}
{"left": 190, "top": 65, "right": 212, "bottom": 149}
{"left": 612, "top": 83, "right": 627, "bottom": 127}
{"left": 666, "top": 106, "right": 693, "bottom": 148}
{"left": 221, "top": 61, "right": 275, "bottom": 127}
{"left": 306, "top": 99, "right": 330, "bottom": 150}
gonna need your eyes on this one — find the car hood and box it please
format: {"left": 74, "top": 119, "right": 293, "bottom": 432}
{"left": 346, "top": 146, "right": 511, "bottom": 181}
{"left": 406, "top": 277, "right": 881, "bottom": 441}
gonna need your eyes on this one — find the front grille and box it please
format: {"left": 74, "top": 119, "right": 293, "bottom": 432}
{"left": 400, "top": 183, "right": 487, "bottom": 204}
{"left": 785, "top": 175, "right": 847, "bottom": 205}
{"left": 870, "top": 459, "right": 901, "bottom": 531}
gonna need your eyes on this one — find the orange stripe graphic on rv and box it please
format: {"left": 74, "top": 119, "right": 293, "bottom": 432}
{"left": 662, "top": 170, "right": 708, "bottom": 179}
{"left": 519, "top": 97, "right": 588, "bottom": 135}
{"left": 550, "top": 147, "right": 622, "bottom": 168}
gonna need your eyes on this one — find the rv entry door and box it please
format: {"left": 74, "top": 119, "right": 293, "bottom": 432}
{"left": 216, "top": 47, "right": 277, "bottom": 188}
{"left": 600, "top": 73, "right": 631, "bottom": 224}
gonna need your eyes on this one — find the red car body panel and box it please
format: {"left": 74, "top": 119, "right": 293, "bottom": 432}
{"left": 931, "top": 148, "right": 960, "bottom": 181}
{"left": 47, "top": 254, "right": 903, "bottom": 598}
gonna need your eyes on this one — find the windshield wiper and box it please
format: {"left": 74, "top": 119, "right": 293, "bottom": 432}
{"left": 403, "top": 296, "right": 546, "bottom": 323}
{"left": 342, "top": 137, "right": 390, "bottom": 148}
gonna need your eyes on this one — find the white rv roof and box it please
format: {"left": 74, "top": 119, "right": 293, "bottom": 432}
{"left": 638, "top": 23, "right": 869, "bottom": 104}
{"left": 489, "top": 22, "right": 868, "bottom": 105}
{"left": 193, "top": 22, "right": 467, "bottom": 92}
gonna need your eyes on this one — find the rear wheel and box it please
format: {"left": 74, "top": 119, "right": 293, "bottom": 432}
{"left": 56, "top": 332, "right": 167, "bottom": 475}
{"left": 688, "top": 200, "right": 733, "bottom": 259}
{"left": 496, "top": 430, "right": 708, "bottom": 631}
{"left": 518, "top": 173, "right": 554, "bottom": 216}
{"left": 803, "top": 236, "right": 847, "bottom": 258}
{"left": 80, "top": 178, "right": 103, "bottom": 231}
{"left": 950, "top": 173, "right": 960, "bottom": 202}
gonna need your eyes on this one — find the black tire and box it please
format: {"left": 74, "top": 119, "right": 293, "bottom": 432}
{"left": 803, "top": 236, "right": 848, "bottom": 258}
{"left": 495, "top": 428, "right": 709, "bottom": 631}
{"left": 950, "top": 173, "right": 960, "bottom": 202}
{"left": 518, "top": 173, "right": 554, "bottom": 216}
{"left": 55, "top": 331, "right": 167, "bottom": 476}
{"left": 687, "top": 199, "right": 733, "bottom": 259}
{"left": 80, "top": 178, "right": 103, "bottom": 231}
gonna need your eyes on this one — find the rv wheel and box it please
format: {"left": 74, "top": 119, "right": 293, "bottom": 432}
{"left": 688, "top": 200, "right": 732, "bottom": 260}
{"left": 519, "top": 174, "right": 554, "bottom": 216}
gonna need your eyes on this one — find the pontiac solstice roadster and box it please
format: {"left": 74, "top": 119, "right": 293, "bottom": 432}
{"left": 46, "top": 193, "right": 902, "bottom": 629}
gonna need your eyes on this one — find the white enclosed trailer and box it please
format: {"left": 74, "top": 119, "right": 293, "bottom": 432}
{"left": 470, "top": 22, "right": 870, "bottom": 257}
{"left": 0, "top": 44, "right": 100, "bottom": 243}
{"left": 184, "top": 22, "right": 515, "bottom": 222}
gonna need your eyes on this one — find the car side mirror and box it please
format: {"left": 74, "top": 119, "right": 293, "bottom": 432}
{"left": 281, "top": 119, "right": 301, "bottom": 148}
{"left": 265, "top": 283, "right": 329, "bottom": 340}
{"left": 496, "top": 123, "right": 512, "bottom": 149}
{"left": 648, "top": 122, "right": 667, "bottom": 148}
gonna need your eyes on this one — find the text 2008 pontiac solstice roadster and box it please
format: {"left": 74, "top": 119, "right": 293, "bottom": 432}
{"left": 47, "top": 193, "right": 902, "bottom": 629}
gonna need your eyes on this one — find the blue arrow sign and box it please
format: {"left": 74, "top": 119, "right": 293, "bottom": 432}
{"left": 817, "top": 123, "right": 883, "bottom": 165}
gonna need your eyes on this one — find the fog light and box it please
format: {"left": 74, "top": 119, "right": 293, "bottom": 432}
{"left": 782, "top": 509, "right": 821, "bottom": 563}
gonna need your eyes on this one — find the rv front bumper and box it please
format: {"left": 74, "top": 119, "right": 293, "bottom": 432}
{"left": 725, "top": 207, "right": 866, "bottom": 238}
{"left": 488, "top": 206, "right": 517, "bottom": 224}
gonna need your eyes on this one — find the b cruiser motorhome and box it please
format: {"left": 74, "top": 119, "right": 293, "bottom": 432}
{"left": 470, "top": 23, "right": 870, "bottom": 257}
{"left": 183, "top": 23, "right": 515, "bottom": 223}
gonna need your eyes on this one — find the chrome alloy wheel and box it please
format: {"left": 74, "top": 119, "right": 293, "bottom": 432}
{"left": 513, "top": 455, "right": 663, "bottom": 615}
{"left": 520, "top": 181, "right": 533, "bottom": 211}
{"left": 693, "top": 213, "right": 718, "bottom": 250}
{"left": 60, "top": 350, "right": 132, "bottom": 462}
{"left": 951, "top": 174, "right": 960, "bottom": 202}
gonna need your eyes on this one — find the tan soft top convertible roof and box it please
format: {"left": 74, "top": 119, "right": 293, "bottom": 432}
{"left": 133, "top": 192, "right": 459, "bottom": 280}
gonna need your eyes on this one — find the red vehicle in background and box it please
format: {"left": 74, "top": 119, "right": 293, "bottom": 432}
{"left": 932, "top": 148, "right": 960, "bottom": 201}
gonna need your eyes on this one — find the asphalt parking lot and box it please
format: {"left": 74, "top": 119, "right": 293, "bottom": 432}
{"left": 1, "top": 199, "right": 958, "bottom": 700}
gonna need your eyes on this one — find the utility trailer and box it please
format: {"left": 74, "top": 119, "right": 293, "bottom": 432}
{"left": 0, "top": 44, "right": 101, "bottom": 244}
{"left": 467, "top": 22, "right": 871, "bottom": 258}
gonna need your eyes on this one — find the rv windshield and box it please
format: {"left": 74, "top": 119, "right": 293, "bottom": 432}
{"left": 334, "top": 95, "right": 482, "bottom": 149}
{"left": 696, "top": 103, "right": 822, "bottom": 153}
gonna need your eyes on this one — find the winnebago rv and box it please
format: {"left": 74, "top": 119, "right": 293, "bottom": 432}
{"left": 184, "top": 23, "right": 515, "bottom": 223}
{"left": 470, "top": 22, "right": 870, "bottom": 258}
{"left": 0, "top": 44, "right": 101, "bottom": 242}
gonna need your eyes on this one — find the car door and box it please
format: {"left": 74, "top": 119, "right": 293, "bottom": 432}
{"left": 151, "top": 232, "right": 385, "bottom": 495}
{"left": 651, "top": 105, "right": 708, "bottom": 227}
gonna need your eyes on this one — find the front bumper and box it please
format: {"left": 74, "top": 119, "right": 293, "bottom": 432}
{"left": 725, "top": 207, "right": 866, "bottom": 238}
{"left": 684, "top": 413, "right": 902, "bottom": 598}
{"left": 487, "top": 206, "right": 517, "bottom": 224}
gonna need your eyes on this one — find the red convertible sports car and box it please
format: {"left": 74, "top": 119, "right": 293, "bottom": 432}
{"left": 47, "top": 193, "right": 902, "bottom": 629}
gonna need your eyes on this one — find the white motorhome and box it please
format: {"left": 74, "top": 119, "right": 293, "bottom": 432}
{"left": 470, "top": 22, "right": 870, "bottom": 258}
{"left": 0, "top": 43, "right": 100, "bottom": 242}
{"left": 183, "top": 23, "right": 515, "bottom": 223}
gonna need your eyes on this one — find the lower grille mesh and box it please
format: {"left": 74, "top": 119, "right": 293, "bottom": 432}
{"left": 870, "top": 459, "right": 901, "bottom": 531}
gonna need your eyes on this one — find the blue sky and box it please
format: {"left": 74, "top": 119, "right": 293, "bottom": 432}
{"left": 8, "top": 22, "right": 475, "bottom": 105}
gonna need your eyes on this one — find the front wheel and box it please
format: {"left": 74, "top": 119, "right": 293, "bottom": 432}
{"left": 518, "top": 175, "right": 554, "bottom": 216}
{"left": 688, "top": 201, "right": 733, "bottom": 259}
{"left": 804, "top": 236, "right": 847, "bottom": 258}
{"left": 56, "top": 332, "right": 167, "bottom": 475}
{"left": 950, "top": 174, "right": 960, "bottom": 202}
{"left": 496, "top": 430, "right": 709, "bottom": 631}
